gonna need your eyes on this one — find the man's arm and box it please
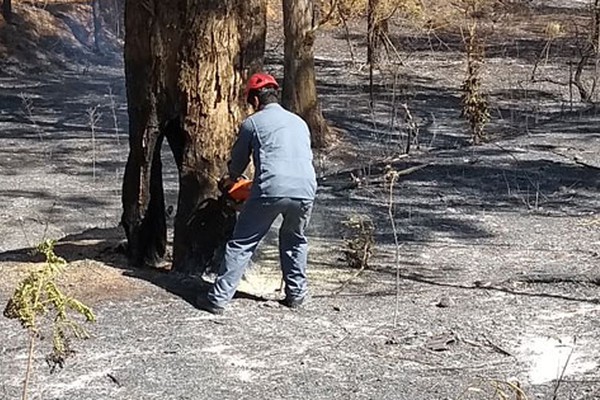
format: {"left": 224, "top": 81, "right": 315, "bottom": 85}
{"left": 228, "top": 119, "right": 253, "bottom": 179}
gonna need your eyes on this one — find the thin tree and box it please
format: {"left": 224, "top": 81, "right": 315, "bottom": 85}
{"left": 91, "top": 0, "right": 103, "bottom": 53}
{"left": 573, "top": 0, "right": 600, "bottom": 103}
{"left": 122, "top": 1, "right": 266, "bottom": 271}
{"left": 2, "top": 0, "right": 12, "bottom": 23}
{"left": 367, "top": 0, "right": 380, "bottom": 108}
{"left": 282, "top": 0, "right": 331, "bottom": 148}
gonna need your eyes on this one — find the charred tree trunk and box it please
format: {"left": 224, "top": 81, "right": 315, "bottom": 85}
{"left": 122, "top": 0, "right": 265, "bottom": 271}
{"left": 113, "top": 0, "right": 123, "bottom": 38}
{"left": 98, "top": 0, "right": 125, "bottom": 39}
{"left": 367, "top": 0, "right": 379, "bottom": 108}
{"left": 573, "top": 0, "right": 600, "bottom": 103}
{"left": 282, "top": 0, "right": 330, "bottom": 148}
{"left": 92, "top": 0, "right": 103, "bottom": 53}
{"left": 2, "top": 0, "right": 12, "bottom": 23}
{"left": 108, "top": 0, "right": 124, "bottom": 39}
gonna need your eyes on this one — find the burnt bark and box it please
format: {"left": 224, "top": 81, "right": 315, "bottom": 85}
{"left": 282, "top": 0, "right": 330, "bottom": 148}
{"left": 91, "top": 0, "right": 103, "bottom": 53}
{"left": 2, "top": 0, "right": 12, "bottom": 23}
{"left": 122, "top": 0, "right": 266, "bottom": 271}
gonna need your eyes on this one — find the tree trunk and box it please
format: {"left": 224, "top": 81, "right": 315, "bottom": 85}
{"left": 282, "top": 0, "right": 330, "bottom": 148}
{"left": 91, "top": 0, "right": 103, "bottom": 53}
{"left": 99, "top": 0, "right": 125, "bottom": 39}
{"left": 2, "top": 0, "right": 12, "bottom": 23}
{"left": 113, "top": 0, "right": 123, "bottom": 38}
{"left": 122, "top": 0, "right": 265, "bottom": 271}
{"left": 367, "top": 0, "right": 379, "bottom": 108}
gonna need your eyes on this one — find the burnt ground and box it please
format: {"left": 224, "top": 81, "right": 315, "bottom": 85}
{"left": 1, "top": 1, "right": 600, "bottom": 399}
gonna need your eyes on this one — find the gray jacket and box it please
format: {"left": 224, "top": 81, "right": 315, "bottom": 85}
{"left": 228, "top": 103, "right": 317, "bottom": 200}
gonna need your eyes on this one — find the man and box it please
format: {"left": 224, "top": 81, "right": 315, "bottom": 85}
{"left": 197, "top": 72, "right": 317, "bottom": 315}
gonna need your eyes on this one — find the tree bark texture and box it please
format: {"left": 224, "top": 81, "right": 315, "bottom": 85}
{"left": 367, "top": 0, "right": 380, "bottom": 65}
{"left": 2, "top": 0, "right": 12, "bottom": 23}
{"left": 122, "top": 0, "right": 266, "bottom": 271}
{"left": 282, "top": 0, "right": 330, "bottom": 148}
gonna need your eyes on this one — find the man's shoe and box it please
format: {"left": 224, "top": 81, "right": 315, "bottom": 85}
{"left": 196, "top": 295, "right": 225, "bottom": 315}
{"left": 281, "top": 296, "right": 305, "bottom": 309}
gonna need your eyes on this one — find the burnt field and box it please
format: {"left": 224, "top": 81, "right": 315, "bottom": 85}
{"left": 1, "top": 1, "right": 599, "bottom": 399}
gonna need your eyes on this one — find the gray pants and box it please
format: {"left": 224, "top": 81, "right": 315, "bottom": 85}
{"left": 208, "top": 197, "right": 313, "bottom": 308}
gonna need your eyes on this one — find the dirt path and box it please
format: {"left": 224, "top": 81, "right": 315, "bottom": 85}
{"left": 2, "top": 3, "right": 600, "bottom": 399}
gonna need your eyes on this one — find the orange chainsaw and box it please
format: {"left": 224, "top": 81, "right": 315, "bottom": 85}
{"left": 218, "top": 177, "right": 252, "bottom": 209}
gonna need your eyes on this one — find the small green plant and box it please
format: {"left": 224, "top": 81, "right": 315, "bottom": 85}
{"left": 3, "top": 239, "right": 96, "bottom": 400}
{"left": 460, "top": 1, "right": 490, "bottom": 145}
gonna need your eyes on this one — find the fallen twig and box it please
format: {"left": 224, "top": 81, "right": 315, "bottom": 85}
{"left": 106, "top": 373, "right": 121, "bottom": 387}
{"left": 334, "top": 248, "right": 370, "bottom": 295}
{"left": 366, "top": 164, "right": 430, "bottom": 186}
{"left": 573, "top": 156, "right": 600, "bottom": 170}
{"left": 482, "top": 334, "right": 514, "bottom": 357}
{"left": 385, "top": 167, "right": 403, "bottom": 328}
{"left": 397, "top": 273, "right": 600, "bottom": 305}
{"left": 549, "top": 149, "right": 600, "bottom": 170}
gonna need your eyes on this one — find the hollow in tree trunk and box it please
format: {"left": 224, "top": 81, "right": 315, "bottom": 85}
{"left": 282, "top": 0, "right": 330, "bottom": 148}
{"left": 122, "top": 0, "right": 265, "bottom": 271}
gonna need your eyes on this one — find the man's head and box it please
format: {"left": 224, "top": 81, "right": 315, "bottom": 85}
{"left": 244, "top": 72, "right": 279, "bottom": 110}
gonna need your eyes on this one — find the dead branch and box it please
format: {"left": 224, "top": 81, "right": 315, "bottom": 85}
{"left": 311, "top": 0, "right": 339, "bottom": 32}
{"left": 482, "top": 334, "right": 514, "bottom": 357}
{"left": 400, "top": 103, "right": 419, "bottom": 154}
{"left": 365, "top": 164, "right": 430, "bottom": 186}
{"left": 333, "top": 249, "right": 370, "bottom": 295}
{"left": 574, "top": 156, "right": 600, "bottom": 170}
{"left": 386, "top": 168, "right": 401, "bottom": 327}
{"left": 549, "top": 148, "right": 600, "bottom": 170}
{"left": 530, "top": 77, "right": 570, "bottom": 87}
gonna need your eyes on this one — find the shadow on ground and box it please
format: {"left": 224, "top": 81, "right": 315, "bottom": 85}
{"left": 317, "top": 150, "right": 599, "bottom": 241}
{"left": 0, "top": 226, "right": 267, "bottom": 307}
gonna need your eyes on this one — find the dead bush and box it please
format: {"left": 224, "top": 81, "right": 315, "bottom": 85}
{"left": 460, "top": 0, "right": 490, "bottom": 145}
{"left": 341, "top": 215, "right": 375, "bottom": 270}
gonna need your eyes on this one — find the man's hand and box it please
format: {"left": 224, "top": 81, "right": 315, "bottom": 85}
{"left": 218, "top": 175, "right": 237, "bottom": 192}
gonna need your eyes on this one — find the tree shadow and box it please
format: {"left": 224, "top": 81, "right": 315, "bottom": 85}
{"left": 315, "top": 63, "right": 600, "bottom": 160}
{"left": 0, "top": 226, "right": 267, "bottom": 307}
{"left": 312, "top": 145, "right": 599, "bottom": 265}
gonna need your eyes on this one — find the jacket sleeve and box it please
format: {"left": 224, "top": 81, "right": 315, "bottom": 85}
{"left": 227, "top": 119, "right": 253, "bottom": 179}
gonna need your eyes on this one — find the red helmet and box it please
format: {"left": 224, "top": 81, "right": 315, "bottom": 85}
{"left": 244, "top": 72, "right": 279, "bottom": 99}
